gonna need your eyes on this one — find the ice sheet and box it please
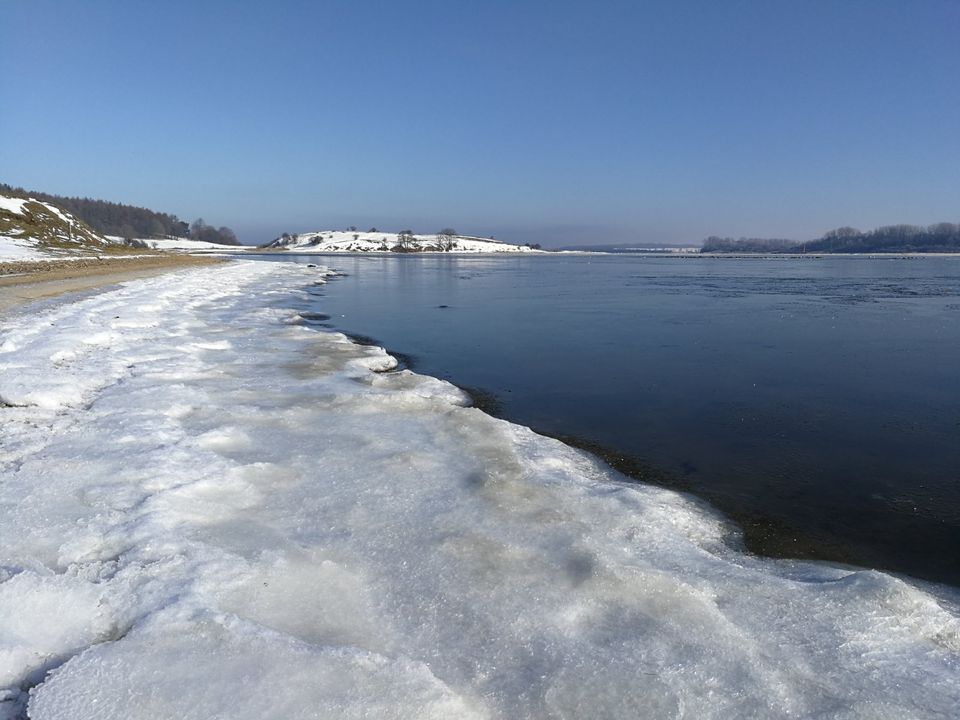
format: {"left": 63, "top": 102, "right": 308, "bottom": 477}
{"left": 0, "top": 260, "right": 956, "bottom": 719}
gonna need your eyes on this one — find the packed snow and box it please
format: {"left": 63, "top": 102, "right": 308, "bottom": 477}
{"left": 37, "top": 204, "right": 71, "bottom": 226}
{"left": 0, "top": 260, "right": 957, "bottom": 719}
{"left": 0, "top": 237, "right": 58, "bottom": 263}
{"left": 267, "top": 230, "right": 540, "bottom": 253}
{"left": 0, "top": 198, "right": 29, "bottom": 217}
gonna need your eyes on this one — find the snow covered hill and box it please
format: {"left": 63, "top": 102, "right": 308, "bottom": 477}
{"left": 0, "top": 194, "right": 117, "bottom": 261}
{"left": 264, "top": 230, "right": 541, "bottom": 254}
{"left": 0, "top": 194, "right": 246, "bottom": 262}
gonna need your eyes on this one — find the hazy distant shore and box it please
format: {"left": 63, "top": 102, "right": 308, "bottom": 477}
{"left": 695, "top": 251, "right": 960, "bottom": 259}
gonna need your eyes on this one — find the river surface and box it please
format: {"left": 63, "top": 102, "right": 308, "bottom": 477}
{"left": 258, "top": 253, "right": 960, "bottom": 586}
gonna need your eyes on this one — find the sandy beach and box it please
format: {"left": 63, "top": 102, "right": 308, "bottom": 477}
{"left": 0, "top": 255, "right": 224, "bottom": 314}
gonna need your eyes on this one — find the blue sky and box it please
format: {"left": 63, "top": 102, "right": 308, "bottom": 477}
{"left": 2, "top": 1, "right": 958, "bottom": 246}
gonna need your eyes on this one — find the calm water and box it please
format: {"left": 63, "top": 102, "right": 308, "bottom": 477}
{"left": 262, "top": 253, "right": 960, "bottom": 586}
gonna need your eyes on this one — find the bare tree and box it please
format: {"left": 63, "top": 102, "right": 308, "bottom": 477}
{"left": 190, "top": 218, "right": 206, "bottom": 240}
{"left": 396, "top": 230, "right": 415, "bottom": 251}
{"left": 217, "top": 226, "right": 239, "bottom": 245}
{"left": 436, "top": 228, "right": 457, "bottom": 251}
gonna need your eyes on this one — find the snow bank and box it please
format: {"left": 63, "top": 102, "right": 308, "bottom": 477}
{"left": 0, "top": 260, "right": 957, "bottom": 719}
{"left": 0, "top": 198, "right": 28, "bottom": 216}
{"left": 0, "top": 237, "right": 58, "bottom": 262}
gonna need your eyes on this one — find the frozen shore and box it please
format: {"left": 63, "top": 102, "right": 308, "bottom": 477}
{"left": 0, "top": 260, "right": 958, "bottom": 719}
{"left": 0, "top": 256, "right": 222, "bottom": 315}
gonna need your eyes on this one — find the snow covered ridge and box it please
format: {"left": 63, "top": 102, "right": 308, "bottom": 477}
{"left": 0, "top": 194, "right": 111, "bottom": 261}
{"left": 265, "top": 229, "right": 542, "bottom": 253}
{"left": 0, "top": 261, "right": 958, "bottom": 719}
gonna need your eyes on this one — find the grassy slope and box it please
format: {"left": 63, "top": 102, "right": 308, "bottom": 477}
{"left": 0, "top": 198, "right": 148, "bottom": 256}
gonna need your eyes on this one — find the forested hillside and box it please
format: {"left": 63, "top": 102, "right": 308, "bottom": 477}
{"left": 0, "top": 183, "right": 240, "bottom": 245}
{"left": 702, "top": 223, "right": 960, "bottom": 253}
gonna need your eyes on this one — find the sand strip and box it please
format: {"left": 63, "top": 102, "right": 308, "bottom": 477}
{"left": 0, "top": 255, "right": 224, "bottom": 315}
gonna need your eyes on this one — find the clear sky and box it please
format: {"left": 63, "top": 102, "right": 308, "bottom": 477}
{"left": 2, "top": 1, "right": 958, "bottom": 246}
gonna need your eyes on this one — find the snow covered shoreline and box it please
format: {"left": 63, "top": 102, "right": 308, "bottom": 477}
{"left": 1, "top": 260, "right": 958, "bottom": 719}
{"left": 0, "top": 256, "right": 223, "bottom": 316}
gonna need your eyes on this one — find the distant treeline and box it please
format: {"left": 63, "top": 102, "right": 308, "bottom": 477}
{"left": 0, "top": 183, "right": 240, "bottom": 245}
{"left": 700, "top": 237, "right": 796, "bottom": 253}
{"left": 703, "top": 223, "right": 960, "bottom": 254}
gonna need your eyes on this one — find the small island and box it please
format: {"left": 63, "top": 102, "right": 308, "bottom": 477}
{"left": 262, "top": 228, "right": 542, "bottom": 254}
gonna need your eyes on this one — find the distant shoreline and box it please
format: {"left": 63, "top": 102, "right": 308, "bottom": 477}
{"left": 245, "top": 248, "right": 960, "bottom": 259}
{"left": 696, "top": 251, "right": 960, "bottom": 259}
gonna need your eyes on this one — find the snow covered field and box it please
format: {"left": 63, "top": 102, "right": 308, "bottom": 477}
{"left": 114, "top": 237, "right": 248, "bottom": 252}
{"left": 0, "top": 260, "right": 957, "bottom": 719}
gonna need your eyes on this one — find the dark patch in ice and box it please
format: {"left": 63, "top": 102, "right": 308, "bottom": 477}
{"left": 437, "top": 304, "right": 450, "bottom": 309}
{"left": 464, "top": 470, "right": 487, "bottom": 490}
{"left": 341, "top": 331, "right": 379, "bottom": 347}
{"left": 0, "top": 564, "right": 24, "bottom": 583}
{"left": 0, "top": 689, "right": 27, "bottom": 720}
{"left": 297, "top": 311, "right": 331, "bottom": 325}
{"left": 565, "top": 550, "right": 596, "bottom": 587}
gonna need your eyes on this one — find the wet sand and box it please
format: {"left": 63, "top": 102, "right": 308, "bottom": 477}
{"left": 0, "top": 255, "right": 224, "bottom": 315}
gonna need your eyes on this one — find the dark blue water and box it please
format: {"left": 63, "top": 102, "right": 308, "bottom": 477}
{"left": 263, "top": 253, "right": 960, "bottom": 586}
